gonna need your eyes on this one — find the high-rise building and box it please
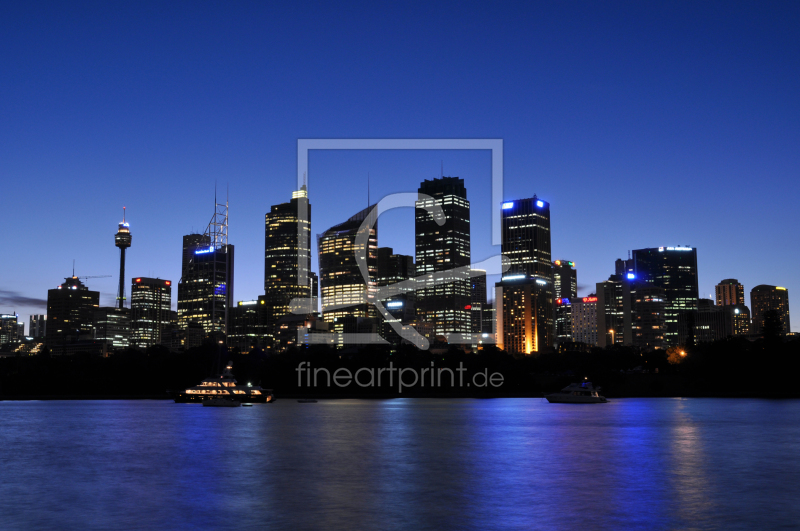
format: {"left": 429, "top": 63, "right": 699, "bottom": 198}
{"left": 415, "top": 177, "right": 471, "bottom": 336}
{"left": 716, "top": 279, "right": 745, "bottom": 307}
{"left": 470, "top": 269, "right": 488, "bottom": 334}
{"left": 553, "top": 260, "right": 577, "bottom": 300}
{"left": 229, "top": 299, "right": 268, "bottom": 351}
{"left": 678, "top": 299, "right": 731, "bottom": 345}
{"left": 130, "top": 277, "right": 173, "bottom": 348}
{"left": 17, "top": 322, "right": 25, "bottom": 340}
{"left": 630, "top": 285, "right": 667, "bottom": 349}
{"left": 571, "top": 295, "right": 598, "bottom": 346}
{"left": 93, "top": 307, "right": 131, "bottom": 349}
{"left": 496, "top": 196, "right": 554, "bottom": 354}
{"left": 554, "top": 297, "right": 572, "bottom": 344}
{"left": 628, "top": 247, "right": 699, "bottom": 346}
{"left": 376, "top": 247, "right": 416, "bottom": 339}
{"left": 46, "top": 276, "right": 100, "bottom": 349}
{"left": 0, "top": 314, "right": 18, "bottom": 344}
{"left": 264, "top": 186, "right": 314, "bottom": 336}
{"left": 177, "top": 197, "right": 234, "bottom": 337}
{"left": 318, "top": 205, "right": 378, "bottom": 323}
{"left": 596, "top": 275, "right": 631, "bottom": 347}
{"left": 29, "top": 315, "right": 46, "bottom": 339}
{"left": 724, "top": 304, "right": 751, "bottom": 336}
{"left": 114, "top": 208, "right": 132, "bottom": 309}
{"left": 751, "top": 285, "right": 790, "bottom": 336}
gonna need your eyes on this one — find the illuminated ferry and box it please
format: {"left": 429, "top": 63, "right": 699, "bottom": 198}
{"left": 173, "top": 361, "right": 273, "bottom": 403}
{"left": 545, "top": 380, "right": 607, "bottom": 403}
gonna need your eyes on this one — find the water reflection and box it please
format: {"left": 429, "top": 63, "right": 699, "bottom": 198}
{"left": 2, "top": 399, "right": 800, "bottom": 530}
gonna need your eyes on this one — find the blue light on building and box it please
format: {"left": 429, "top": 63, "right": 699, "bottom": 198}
{"left": 536, "top": 200, "right": 544, "bottom": 208}
{"left": 502, "top": 202, "right": 514, "bottom": 209}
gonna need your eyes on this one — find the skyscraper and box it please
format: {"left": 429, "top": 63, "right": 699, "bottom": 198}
{"left": 93, "top": 307, "right": 131, "bottom": 348}
{"left": 131, "top": 277, "right": 173, "bottom": 347}
{"left": 596, "top": 275, "right": 630, "bottom": 348}
{"left": 553, "top": 260, "right": 577, "bottom": 345}
{"left": 29, "top": 315, "right": 46, "bottom": 339}
{"left": 177, "top": 196, "right": 234, "bottom": 337}
{"left": 716, "top": 279, "right": 745, "bottom": 307}
{"left": 264, "top": 186, "right": 313, "bottom": 333}
{"left": 629, "top": 247, "right": 699, "bottom": 346}
{"left": 318, "top": 205, "right": 377, "bottom": 323}
{"left": 415, "top": 177, "right": 471, "bottom": 336}
{"left": 46, "top": 276, "right": 100, "bottom": 348}
{"left": 751, "top": 285, "right": 790, "bottom": 336}
{"left": 571, "top": 295, "right": 598, "bottom": 346}
{"left": 0, "top": 314, "right": 17, "bottom": 344}
{"left": 629, "top": 285, "right": 667, "bottom": 349}
{"left": 496, "top": 196, "right": 554, "bottom": 354}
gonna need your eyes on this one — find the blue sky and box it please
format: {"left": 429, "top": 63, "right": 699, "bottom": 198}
{"left": 1, "top": 1, "right": 798, "bottom": 332}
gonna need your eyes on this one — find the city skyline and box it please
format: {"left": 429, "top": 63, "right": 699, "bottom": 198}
{"left": 1, "top": 2, "right": 799, "bottom": 333}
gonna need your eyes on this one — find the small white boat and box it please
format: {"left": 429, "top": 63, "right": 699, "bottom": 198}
{"left": 202, "top": 397, "right": 242, "bottom": 407}
{"left": 546, "top": 381, "right": 607, "bottom": 403}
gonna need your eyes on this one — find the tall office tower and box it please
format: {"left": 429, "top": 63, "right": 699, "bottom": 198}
{"left": 130, "top": 277, "right": 172, "bottom": 347}
{"left": 46, "top": 276, "right": 100, "bottom": 348}
{"left": 553, "top": 261, "right": 577, "bottom": 345}
{"left": 751, "top": 285, "right": 790, "bottom": 336}
{"left": 264, "top": 186, "right": 313, "bottom": 331}
{"left": 17, "top": 322, "right": 25, "bottom": 340}
{"left": 495, "top": 196, "right": 554, "bottom": 354}
{"left": 29, "top": 315, "right": 46, "bottom": 339}
{"left": 630, "top": 286, "right": 667, "bottom": 350}
{"left": 318, "top": 205, "right": 378, "bottom": 323}
{"left": 553, "top": 260, "right": 577, "bottom": 300}
{"left": 628, "top": 247, "right": 699, "bottom": 346}
{"left": 0, "top": 314, "right": 18, "bottom": 344}
{"left": 724, "top": 304, "right": 751, "bottom": 336}
{"left": 375, "top": 247, "right": 416, "bottom": 340}
{"left": 114, "top": 208, "right": 132, "bottom": 309}
{"left": 596, "top": 275, "right": 631, "bottom": 347}
{"left": 93, "top": 307, "right": 130, "bottom": 348}
{"left": 716, "top": 279, "right": 745, "bottom": 307}
{"left": 415, "top": 177, "right": 471, "bottom": 336}
{"left": 470, "top": 269, "right": 487, "bottom": 334}
{"left": 177, "top": 196, "right": 234, "bottom": 337}
{"left": 229, "top": 299, "right": 268, "bottom": 351}
{"left": 571, "top": 295, "right": 598, "bottom": 346}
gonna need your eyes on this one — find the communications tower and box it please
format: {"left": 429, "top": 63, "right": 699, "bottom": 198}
{"left": 115, "top": 207, "right": 132, "bottom": 309}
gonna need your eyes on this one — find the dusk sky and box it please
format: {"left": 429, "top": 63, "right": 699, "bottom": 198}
{"left": 1, "top": 2, "right": 798, "bottom": 332}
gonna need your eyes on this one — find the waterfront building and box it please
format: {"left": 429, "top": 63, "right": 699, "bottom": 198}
{"left": 130, "top": 277, "right": 173, "bottom": 348}
{"left": 415, "top": 177, "right": 471, "bottom": 336}
{"left": 93, "top": 307, "right": 131, "bottom": 349}
{"left": 628, "top": 247, "right": 699, "bottom": 346}
{"left": 571, "top": 295, "right": 598, "bottom": 346}
{"left": 177, "top": 197, "right": 234, "bottom": 337}
{"left": 496, "top": 196, "right": 554, "bottom": 354}
{"left": 263, "top": 186, "right": 314, "bottom": 341}
{"left": 29, "top": 315, "right": 46, "bottom": 339}
{"left": 318, "top": 205, "right": 378, "bottom": 323}
{"left": 716, "top": 279, "right": 745, "bottom": 307}
{"left": 596, "top": 275, "right": 630, "bottom": 348}
{"left": 751, "top": 285, "right": 790, "bottom": 336}
{"left": 0, "top": 314, "right": 18, "bottom": 344}
{"left": 46, "top": 276, "right": 100, "bottom": 351}
{"left": 630, "top": 285, "right": 667, "bottom": 350}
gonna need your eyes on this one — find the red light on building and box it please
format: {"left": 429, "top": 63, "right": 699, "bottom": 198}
{"left": 465, "top": 305, "right": 472, "bottom": 310}
{"left": 556, "top": 298, "right": 563, "bottom": 305}
{"left": 135, "top": 278, "right": 141, "bottom": 283}
{"left": 582, "top": 297, "right": 598, "bottom": 303}
{"left": 165, "top": 281, "right": 171, "bottom": 285}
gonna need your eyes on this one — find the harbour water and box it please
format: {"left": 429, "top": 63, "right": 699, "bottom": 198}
{"left": 1, "top": 398, "right": 799, "bottom": 530}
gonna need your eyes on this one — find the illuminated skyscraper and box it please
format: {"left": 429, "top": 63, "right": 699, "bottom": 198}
{"left": 177, "top": 196, "right": 234, "bottom": 337}
{"left": 46, "top": 276, "right": 100, "bottom": 348}
{"left": 263, "top": 186, "right": 313, "bottom": 340}
{"left": 0, "top": 314, "right": 18, "bottom": 344}
{"left": 571, "top": 295, "right": 598, "bottom": 346}
{"left": 318, "top": 205, "right": 377, "bottom": 323}
{"left": 131, "top": 277, "right": 173, "bottom": 347}
{"left": 751, "top": 285, "right": 790, "bottom": 336}
{"left": 415, "top": 177, "right": 471, "bottom": 336}
{"left": 716, "top": 279, "right": 745, "bottom": 307}
{"left": 114, "top": 208, "right": 132, "bottom": 309}
{"left": 628, "top": 247, "right": 699, "bottom": 346}
{"left": 470, "top": 269, "right": 487, "bottom": 334}
{"left": 553, "top": 260, "right": 577, "bottom": 345}
{"left": 596, "top": 275, "right": 630, "bottom": 348}
{"left": 495, "top": 196, "right": 554, "bottom": 354}
{"left": 93, "top": 307, "right": 130, "bottom": 348}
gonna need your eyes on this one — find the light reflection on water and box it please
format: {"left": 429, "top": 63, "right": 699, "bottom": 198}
{"left": 1, "top": 398, "right": 799, "bottom": 530}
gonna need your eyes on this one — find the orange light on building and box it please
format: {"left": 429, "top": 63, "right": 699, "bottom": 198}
{"left": 135, "top": 278, "right": 141, "bottom": 282}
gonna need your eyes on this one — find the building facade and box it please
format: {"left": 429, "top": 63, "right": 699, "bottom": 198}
{"left": 596, "top": 275, "right": 630, "bottom": 348}
{"left": 93, "top": 307, "right": 131, "bottom": 349}
{"left": 571, "top": 295, "right": 598, "bottom": 346}
{"left": 130, "top": 277, "right": 173, "bottom": 348}
{"left": 46, "top": 277, "right": 100, "bottom": 350}
{"left": 750, "top": 285, "right": 790, "bottom": 336}
{"left": 716, "top": 279, "right": 745, "bottom": 307}
{"left": 415, "top": 177, "right": 471, "bottom": 336}
{"left": 496, "top": 196, "right": 554, "bottom": 354}
{"left": 29, "top": 315, "right": 46, "bottom": 339}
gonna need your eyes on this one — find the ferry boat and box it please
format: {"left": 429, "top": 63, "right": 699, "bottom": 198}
{"left": 545, "top": 381, "right": 607, "bottom": 403}
{"left": 173, "top": 361, "right": 274, "bottom": 403}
